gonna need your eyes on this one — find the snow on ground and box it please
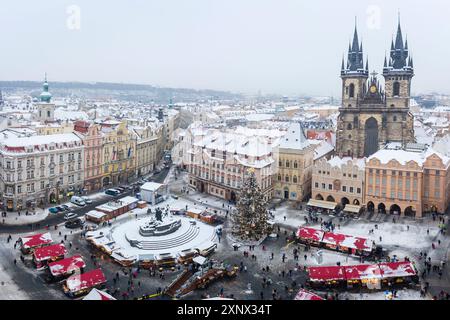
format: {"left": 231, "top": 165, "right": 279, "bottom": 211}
{"left": 0, "top": 267, "right": 29, "bottom": 299}
{"left": 1, "top": 209, "right": 48, "bottom": 226}
{"left": 337, "top": 289, "right": 428, "bottom": 300}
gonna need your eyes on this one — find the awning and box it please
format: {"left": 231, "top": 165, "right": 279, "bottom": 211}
{"left": 343, "top": 204, "right": 361, "bottom": 214}
{"left": 307, "top": 199, "right": 337, "bottom": 210}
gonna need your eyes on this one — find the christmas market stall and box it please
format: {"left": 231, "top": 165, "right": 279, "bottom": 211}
{"left": 321, "top": 231, "right": 373, "bottom": 257}
{"left": 19, "top": 232, "right": 53, "bottom": 254}
{"left": 307, "top": 262, "right": 419, "bottom": 291}
{"left": 85, "top": 210, "right": 108, "bottom": 224}
{"left": 296, "top": 227, "right": 325, "bottom": 247}
{"left": 47, "top": 255, "right": 86, "bottom": 282}
{"left": 33, "top": 243, "right": 67, "bottom": 270}
{"left": 95, "top": 196, "right": 139, "bottom": 220}
{"left": 307, "top": 266, "right": 347, "bottom": 288}
{"left": 294, "top": 289, "right": 324, "bottom": 300}
{"left": 343, "top": 263, "right": 383, "bottom": 290}
{"left": 63, "top": 268, "right": 107, "bottom": 298}
{"left": 378, "top": 261, "right": 419, "bottom": 287}
{"left": 83, "top": 288, "right": 116, "bottom": 300}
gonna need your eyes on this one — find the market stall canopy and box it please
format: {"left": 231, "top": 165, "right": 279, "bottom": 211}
{"left": 20, "top": 232, "right": 53, "bottom": 250}
{"left": 297, "top": 227, "right": 325, "bottom": 242}
{"left": 307, "top": 199, "right": 337, "bottom": 210}
{"left": 322, "top": 232, "right": 373, "bottom": 253}
{"left": 343, "top": 204, "right": 361, "bottom": 214}
{"left": 308, "top": 266, "right": 346, "bottom": 282}
{"left": 48, "top": 255, "right": 86, "bottom": 277}
{"left": 66, "top": 268, "right": 106, "bottom": 293}
{"left": 378, "top": 262, "right": 417, "bottom": 279}
{"left": 294, "top": 289, "right": 324, "bottom": 300}
{"left": 33, "top": 243, "right": 67, "bottom": 262}
{"left": 83, "top": 288, "right": 116, "bottom": 300}
{"left": 344, "top": 264, "right": 382, "bottom": 280}
{"left": 192, "top": 256, "right": 208, "bottom": 266}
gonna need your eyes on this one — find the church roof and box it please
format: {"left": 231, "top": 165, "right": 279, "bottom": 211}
{"left": 279, "top": 122, "right": 311, "bottom": 150}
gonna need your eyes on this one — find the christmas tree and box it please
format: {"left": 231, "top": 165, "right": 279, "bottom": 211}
{"left": 232, "top": 169, "right": 270, "bottom": 241}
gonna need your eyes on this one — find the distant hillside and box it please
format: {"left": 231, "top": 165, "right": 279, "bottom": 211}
{"left": 0, "top": 81, "right": 242, "bottom": 103}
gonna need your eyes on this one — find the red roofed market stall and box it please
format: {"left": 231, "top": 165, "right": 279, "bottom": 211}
{"left": 307, "top": 261, "right": 418, "bottom": 290}
{"left": 294, "top": 289, "right": 324, "bottom": 300}
{"left": 33, "top": 243, "right": 67, "bottom": 269}
{"left": 63, "top": 268, "right": 107, "bottom": 298}
{"left": 47, "top": 255, "right": 86, "bottom": 282}
{"left": 19, "top": 232, "right": 53, "bottom": 254}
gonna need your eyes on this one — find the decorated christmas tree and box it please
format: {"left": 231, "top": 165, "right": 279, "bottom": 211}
{"left": 232, "top": 169, "right": 270, "bottom": 241}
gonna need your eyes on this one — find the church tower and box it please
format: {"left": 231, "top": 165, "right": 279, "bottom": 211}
{"left": 336, "top": 17, "right": 415, "bottom": 158}
{"left": 336, "top": 22, "right": 369, "bottom": 158}
{"left": 382, "top": 18, "right": 415, "bottom": 144}
{"left": 36, "top": 74, "right": 55, "bottom": 123}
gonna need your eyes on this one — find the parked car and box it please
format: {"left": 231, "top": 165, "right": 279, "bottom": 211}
{"left": 81, "top": 196, "right": 93, "bottom": 204}
{"left": 55, "top": 206, "right": 66, "bottom": 212}
{"left": 49, "top": 207, "right": 59, "bottom": 214}
{"left": 61, "top": 204, "right": 70, "bottom": 211}
{"left": 71, "top": 196, "right": 86, "bottom": 207}
{"left": 115, "top": 187, "right": 126, "bottom": 193}
{"left": 105, "top": 189, "right": 120, "bottom": 196}
{"left": 64, "top": 212, "right": 78, "bottom": 221}
{"left": 65, "top": 217, "right": 85, "bottom": 229}
{"left": 171, "top": 195, "right": 179, "bottom": 200}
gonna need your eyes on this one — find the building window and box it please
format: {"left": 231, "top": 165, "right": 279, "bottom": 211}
{"left": 357, "top": 188, "right": 361, "bottom": 194}
{"left": 315, "top": 182, "right": 319, "bottom": 188}
{"left": 342, "top": 186, "right": 347, "bottom": 192}
{"left": 278, "top": 174, "right": 281, "bottom": 181}
{"left": 393, "top": 81, "right": 400, "bottom": 96}
{"left": 293, "top": 162, "right": 298, "bottom": 169}
{"left": 293, "top": 176, "right": 298, "bottom": 184}
{"left": 350, "top": 187, "right": 354, "bottom": 193}
{"left": 349, "top": 83, "right": 355, "bottom": 98}
{"left": 285, "top": 176, "right": 289, "bottom": 182}
{"left": 328, "top": 184, "right": 332, "bottom": 190}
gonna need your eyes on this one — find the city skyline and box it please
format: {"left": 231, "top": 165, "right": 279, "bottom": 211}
{"left": 1, "top": 0, "right": 449, "bottom": 96}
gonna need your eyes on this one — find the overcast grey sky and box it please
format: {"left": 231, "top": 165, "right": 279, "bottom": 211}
{"left": 1, "top": 0, "right": 449, "bottom": 96}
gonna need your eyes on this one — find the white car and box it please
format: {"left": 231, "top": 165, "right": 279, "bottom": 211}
{"left": 64, "top": 212, "right": 78, "bottom": 221}
{"left": 81, "top": 196, "right": 93, "bottom": 204}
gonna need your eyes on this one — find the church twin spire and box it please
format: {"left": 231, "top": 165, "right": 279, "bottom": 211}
{"left": 342, "top": 15, "right": 413, "bottom": 76}
{"left": 342, "top": 19, "right": 367, "bottom": 75}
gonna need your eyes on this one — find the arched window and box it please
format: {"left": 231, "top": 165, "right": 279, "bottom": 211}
{"left": 393, "top": 116, "right": 397, "bottom": 122}
{"left": 353, "top": 116, "right": 359, "bottom": 128}
{"left": 390, "top": 104, "right": 395, "bottom": 108}
{"left": 293, "top": 176, "right": 298, "bottom": 183}
{"left": 278, "top": 174, "right": 282, "bottom": 181}
{"left": 47, "top": 110, "right": 51, "bottom": 117}
{"left": 393, "top": 82, "right": 400, "bottom": 96}
{"left": 347, "top": 123, "right": 352, "bottom": 130}
{"left": 293, "top": 161, "right": 298, "bottom": 169}
{"left": 286, "top": 161, "right": 290, "bottom": 168}
{"left": 285, "top": 176, "right": 290, "bottom": 182}
{"left": 349, "top": 83, "right": 355, "bottom": 98}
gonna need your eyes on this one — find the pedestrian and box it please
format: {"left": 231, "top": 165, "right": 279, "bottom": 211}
{"left": 13, "top": 259, "right": 17, "bottom": 265}
{"left": 304, "top": 254, "right": 307, "bottom": 261}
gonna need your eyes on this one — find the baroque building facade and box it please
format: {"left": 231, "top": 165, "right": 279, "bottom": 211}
{"left": 336, "top": 20, "right": 415, "bottom": 158}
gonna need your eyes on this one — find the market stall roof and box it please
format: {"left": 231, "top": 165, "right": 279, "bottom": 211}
{"left": 21, "top": 232, "right": 53, "bottom": 250}
{"left": 307, "top": 199, "right": 337, "bottom": 210}
{"left": 297, "top": 227, "right": 325, "bottom": 242}
{"left": 83, "top": 288, "right": 116, "bottom": 300}
{"left": 322, "top": 232, "right": 373, "bottom": 252}
{"left": 308, "top": 266, "right": 346, "bottom": 282}
{"left": 85, "top": 210, "right": 107, "bottom": 219}
{"left": 141, "top": 182, "right": 164, "bottom": 192}
{"left": 33, "top": 243, "right": 67, "bottom": 262}
{"left": 378, "top": 261, "right": 417, "bottom": 279}
{"left": 294, "top": 289, "right": 324, "bottom": 300}
{"left": 343, "top": 204, "right": 361, "bottom": 214}
{"left": 344, "top": 264, "right": 382, "bottom": 280}
{"left": 66, "top": 269, "right": 107, "bottom": 293}
{"left": 48, "top": 255, "right": 86, "bottom": 277}
{"left": 192, "top": 256, "right": 207, "bottom": 266}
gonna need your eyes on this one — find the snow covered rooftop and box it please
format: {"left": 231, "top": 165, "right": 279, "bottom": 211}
{"left": 327, "top": 156, "right": 365, "bottom": 170}
{"left": 279, "top": 122, "right": 311, "bottom": 150}
{"left": 0, "top": 133, "right": 81, "bottom": 148}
